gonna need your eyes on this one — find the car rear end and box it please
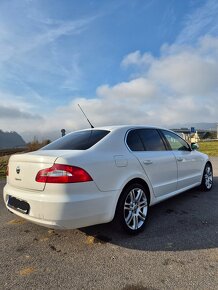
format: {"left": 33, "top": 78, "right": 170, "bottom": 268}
{"left": 3, "top": 129, "right": 118, "bottom": 229}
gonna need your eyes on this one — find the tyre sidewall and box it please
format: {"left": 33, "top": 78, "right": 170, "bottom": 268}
{"left": 115, "top": 183, "right": 149, "bottom": 235}
{"left": 201, "top": 162, "right": 213, "bottom": 191}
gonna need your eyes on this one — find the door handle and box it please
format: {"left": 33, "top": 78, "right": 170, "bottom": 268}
{"left": 177, "top": 157, "right": 183, "bottom": 162}
{"left": 143, "top": 160, "right": 153, "bottom": 165}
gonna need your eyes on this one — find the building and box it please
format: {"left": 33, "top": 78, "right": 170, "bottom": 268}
{"left": 171, "top": 128, "right": 217, "bottom": 143}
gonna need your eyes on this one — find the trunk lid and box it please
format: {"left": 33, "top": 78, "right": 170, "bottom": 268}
{"left": 8, "top": 151, "right": 59, "bottom": 191}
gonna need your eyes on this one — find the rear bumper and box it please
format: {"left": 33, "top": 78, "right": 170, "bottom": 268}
{"left": 3, "top": 182, "right": 119, "bottom": 229}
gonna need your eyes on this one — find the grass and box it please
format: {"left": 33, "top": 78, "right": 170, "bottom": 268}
{"left": 198, "top": 141, "right": 218, "bottom": 157}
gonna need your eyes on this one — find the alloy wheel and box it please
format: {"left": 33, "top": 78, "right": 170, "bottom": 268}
{"left": 124, "top": 188, "right": 148, "bottom": 230}
{"left": 204, "top": 165, "right": 213, "bottom": 190}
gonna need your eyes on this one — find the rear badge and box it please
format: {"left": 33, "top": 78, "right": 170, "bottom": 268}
{"left": 16, "top": 166, "right": 21, "bottom": 174}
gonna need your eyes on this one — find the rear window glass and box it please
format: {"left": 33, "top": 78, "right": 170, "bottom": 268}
{"left": 126, "top": 130, "right": 144, "bottom": 151}
{"left": 41, "top": 130, "right": 110, "bottom": 150}
{"left": 138, "top": 129, "right": 166, "bottom": 151}
{"left": 126, "top": 129, "right": 166, "bottom": 151}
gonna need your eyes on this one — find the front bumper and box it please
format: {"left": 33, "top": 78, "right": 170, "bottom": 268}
{"left": 3, "top": 182, "right": 118, "bottom": 229}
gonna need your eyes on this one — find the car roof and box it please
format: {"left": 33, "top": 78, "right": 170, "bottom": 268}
{"left": 78, "top": 125, "right": 169, "bottom": 132}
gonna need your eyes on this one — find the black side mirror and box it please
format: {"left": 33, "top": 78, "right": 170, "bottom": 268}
{"left": 191, "top": 143, "right": 199, "bottom": 150}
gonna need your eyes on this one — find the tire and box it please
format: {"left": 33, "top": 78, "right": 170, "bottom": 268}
{"left": 114, "top": 183, "right": 149, "bottom": 235}
{"left": 201, "top": 162, "right": 213, "bottom": 191}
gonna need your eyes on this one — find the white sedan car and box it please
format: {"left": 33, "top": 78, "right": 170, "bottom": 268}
{"left": 3, "top": 126, "right": 213, "bottom": 234}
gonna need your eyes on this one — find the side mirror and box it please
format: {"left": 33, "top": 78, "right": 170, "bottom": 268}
{"left": 191, "top": 143, "right": 199, "bottom": 150}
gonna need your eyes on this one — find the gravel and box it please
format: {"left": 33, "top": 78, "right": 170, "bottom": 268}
{"left": 0, "top": 158, "right": 217, "bottom": 290}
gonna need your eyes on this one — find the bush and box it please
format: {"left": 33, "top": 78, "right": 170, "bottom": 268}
{"left": 26, "top": 139, "right": 51, "bottom": 152}
{"left": 0, "top": 156, "right": 9, "bottom": 179}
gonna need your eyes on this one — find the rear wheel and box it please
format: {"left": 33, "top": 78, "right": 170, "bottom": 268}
{"left": 115, "top": 183, "right": 149, "bottom": 234}
{"left": 201, "top": 162, "right": 213, "bottom": 191}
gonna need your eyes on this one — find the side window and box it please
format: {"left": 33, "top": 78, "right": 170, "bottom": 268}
{"left": 162, "top": 130, "right": 190, "bottom": 151}
{"left": 126, "top": 130, "right": 144, "bottom": 151}
{"left": 138, "top": 129, "right": 166, "bottom": 151}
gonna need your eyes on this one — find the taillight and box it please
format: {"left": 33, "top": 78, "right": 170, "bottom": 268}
{"left": 35, "top": 164, "right": 93, "bottom": 183}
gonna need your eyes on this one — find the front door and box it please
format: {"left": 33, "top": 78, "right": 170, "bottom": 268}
{"left": 161, "top": 130, "right": 203, "bottom": 190}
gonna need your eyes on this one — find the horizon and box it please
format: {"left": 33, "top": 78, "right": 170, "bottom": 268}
{"left": 0, "top": 0, "right": 218, "bottom": 141}
{"left": 1, "top": 122, "right": 218, "bottom": 143}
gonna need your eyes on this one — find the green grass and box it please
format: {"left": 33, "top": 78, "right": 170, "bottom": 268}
{"left": 198, "top": 141, "right": 218, "bottom": 156}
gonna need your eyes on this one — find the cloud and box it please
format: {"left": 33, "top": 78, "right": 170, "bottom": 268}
{"left": 96, "top": 78, "right": 158, "bottom": 101}
{"left": 0, "top": 1, "right": 217, "bottom": 141}
{"left": 0, "top": 1, "right": 99, "bottom": 112}
{"left": 121, "top": 51, "right": 154, "bottom": 68}
{"left": 176, "top": 0, "right": 218, "bottom": 44}
{"left": 41, "top": 35, "right": 218, "bottom": 133}
{"left": 149, "top": 49, "right": 218, "bottom": 97}
{"left": 1, "top": 34, "right": 217, "bottom": 141}
{"left": 0, "top": 9, "right": 96, "bottom": 64}
{"left": 0, "top": 105, "right": 42, "bottom": 120}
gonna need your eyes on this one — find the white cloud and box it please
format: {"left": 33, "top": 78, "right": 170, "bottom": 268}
{"left": 0, "top": 1, "right": 218, "bottom": 141}
{"left": 41, "top": 35, "right": 218, "bottom": 134}
{"left": 3, "top": 34, "right": 217, "bottom": 141}
{"left": 121, "top": 51, "right": 154, "bottom": 67}
{"left": 0, "top": 10, "right": 95, "bottom": 64}
{"left": 149, "top": 51, "right": 218, "bottom": 96}
{"left": 176, "top": 0, "right": 218, "bottom": 44}
{"left": 96, "top": 78, "right": 158, "bottom": 101}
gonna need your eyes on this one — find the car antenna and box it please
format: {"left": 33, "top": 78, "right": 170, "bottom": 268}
{"left": 78, "top": 104, "right": 94, "bottom": 128}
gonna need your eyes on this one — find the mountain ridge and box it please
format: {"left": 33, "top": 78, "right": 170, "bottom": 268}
{"left": 0, "top": 130, "right": 26, "bottom": 149}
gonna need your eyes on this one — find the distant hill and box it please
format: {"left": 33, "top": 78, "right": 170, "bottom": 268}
{"left": 0, "top": 130, "right": 26, "bottom": 149}
{"left": 171, "top": 122, "right": 217, "bottom": 131}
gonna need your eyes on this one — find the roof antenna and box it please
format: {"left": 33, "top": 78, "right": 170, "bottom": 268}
{"left": 78, "top": 104, "right": 94, "bottom": 129}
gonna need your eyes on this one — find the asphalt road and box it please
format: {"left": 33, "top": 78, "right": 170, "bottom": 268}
{"left": 0, "top": 158, "right": 218, "bottom": 290}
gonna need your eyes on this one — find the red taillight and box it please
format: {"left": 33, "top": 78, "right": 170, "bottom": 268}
{"left": 35, "top": 164, "right": 93, "bottom": 183}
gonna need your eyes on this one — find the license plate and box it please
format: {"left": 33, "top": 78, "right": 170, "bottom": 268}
{"left": 8, "top": 196, "right": 30, "bottom": 214}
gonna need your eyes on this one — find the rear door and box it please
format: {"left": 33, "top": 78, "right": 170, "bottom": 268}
{"left": 126, "top": 129, "right": 178, "bottom": 197}
{"left": 161, "top": 130, "right": 203, "bottom": 190}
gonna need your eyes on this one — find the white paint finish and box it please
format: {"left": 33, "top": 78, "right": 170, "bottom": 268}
{"left": 3, "top": 125, "right": 210, "bottom": 230}
{"left": 132, "top": 150, "right": 178, "bottom": 197}
{"left": 114, "top": 155, "right": 128, "bottom": 167}
{"left": 4, "top": 182, "right": 118, "bottom": 229}
{"left": 172, "top": 150, "right": 206, "bottom": 189}
{"left": 8, "top": 153, "right": 58, "bottom": 191}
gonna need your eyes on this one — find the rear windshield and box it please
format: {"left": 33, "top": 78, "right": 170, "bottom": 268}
{"left": 41, "top": 130, "right": 110, "bottom": 150}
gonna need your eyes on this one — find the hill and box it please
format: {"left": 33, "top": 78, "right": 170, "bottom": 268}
{"left": 173, "top": 122, "right": 217, "bottom": 130}
{"left": 0, "top": 130, "right": 26, "bottom": 149}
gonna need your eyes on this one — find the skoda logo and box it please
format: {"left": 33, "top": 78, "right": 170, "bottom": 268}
{"left": 16, "top": 166, "right": 21, "bottom": 174}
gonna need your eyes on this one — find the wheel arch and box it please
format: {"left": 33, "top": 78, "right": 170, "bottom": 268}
{"left": 206, "top": 160, "right": 212, "bottom": 168}
{"left": 113, "top": 178, "right": 151, "bottom": 221}
{"left": 201, "top": 160, "right": 213, "bottom": 178}
{"left": 200, "top": 160, "right": 213, "bottom": 191}
{"left": 121, "top": 178, "right": 151, "bottom": 205}
{"left": 112, "top": 177, "right": 151, "bottom": 232}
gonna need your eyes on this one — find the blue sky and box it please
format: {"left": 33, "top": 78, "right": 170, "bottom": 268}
{"left": 0, "top": 0, "right": 218, "bottom": 140}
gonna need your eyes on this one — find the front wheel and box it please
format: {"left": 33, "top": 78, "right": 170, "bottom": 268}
{"left": 114, "top": 183, "right": 149, "bottom": 234}
{"left": 201, "top": 162, "right": 213, "bottom": 191}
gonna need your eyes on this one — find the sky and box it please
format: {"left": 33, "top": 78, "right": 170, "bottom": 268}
{"left": 0, "top": 0, "right": 218, "bottom": 141}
